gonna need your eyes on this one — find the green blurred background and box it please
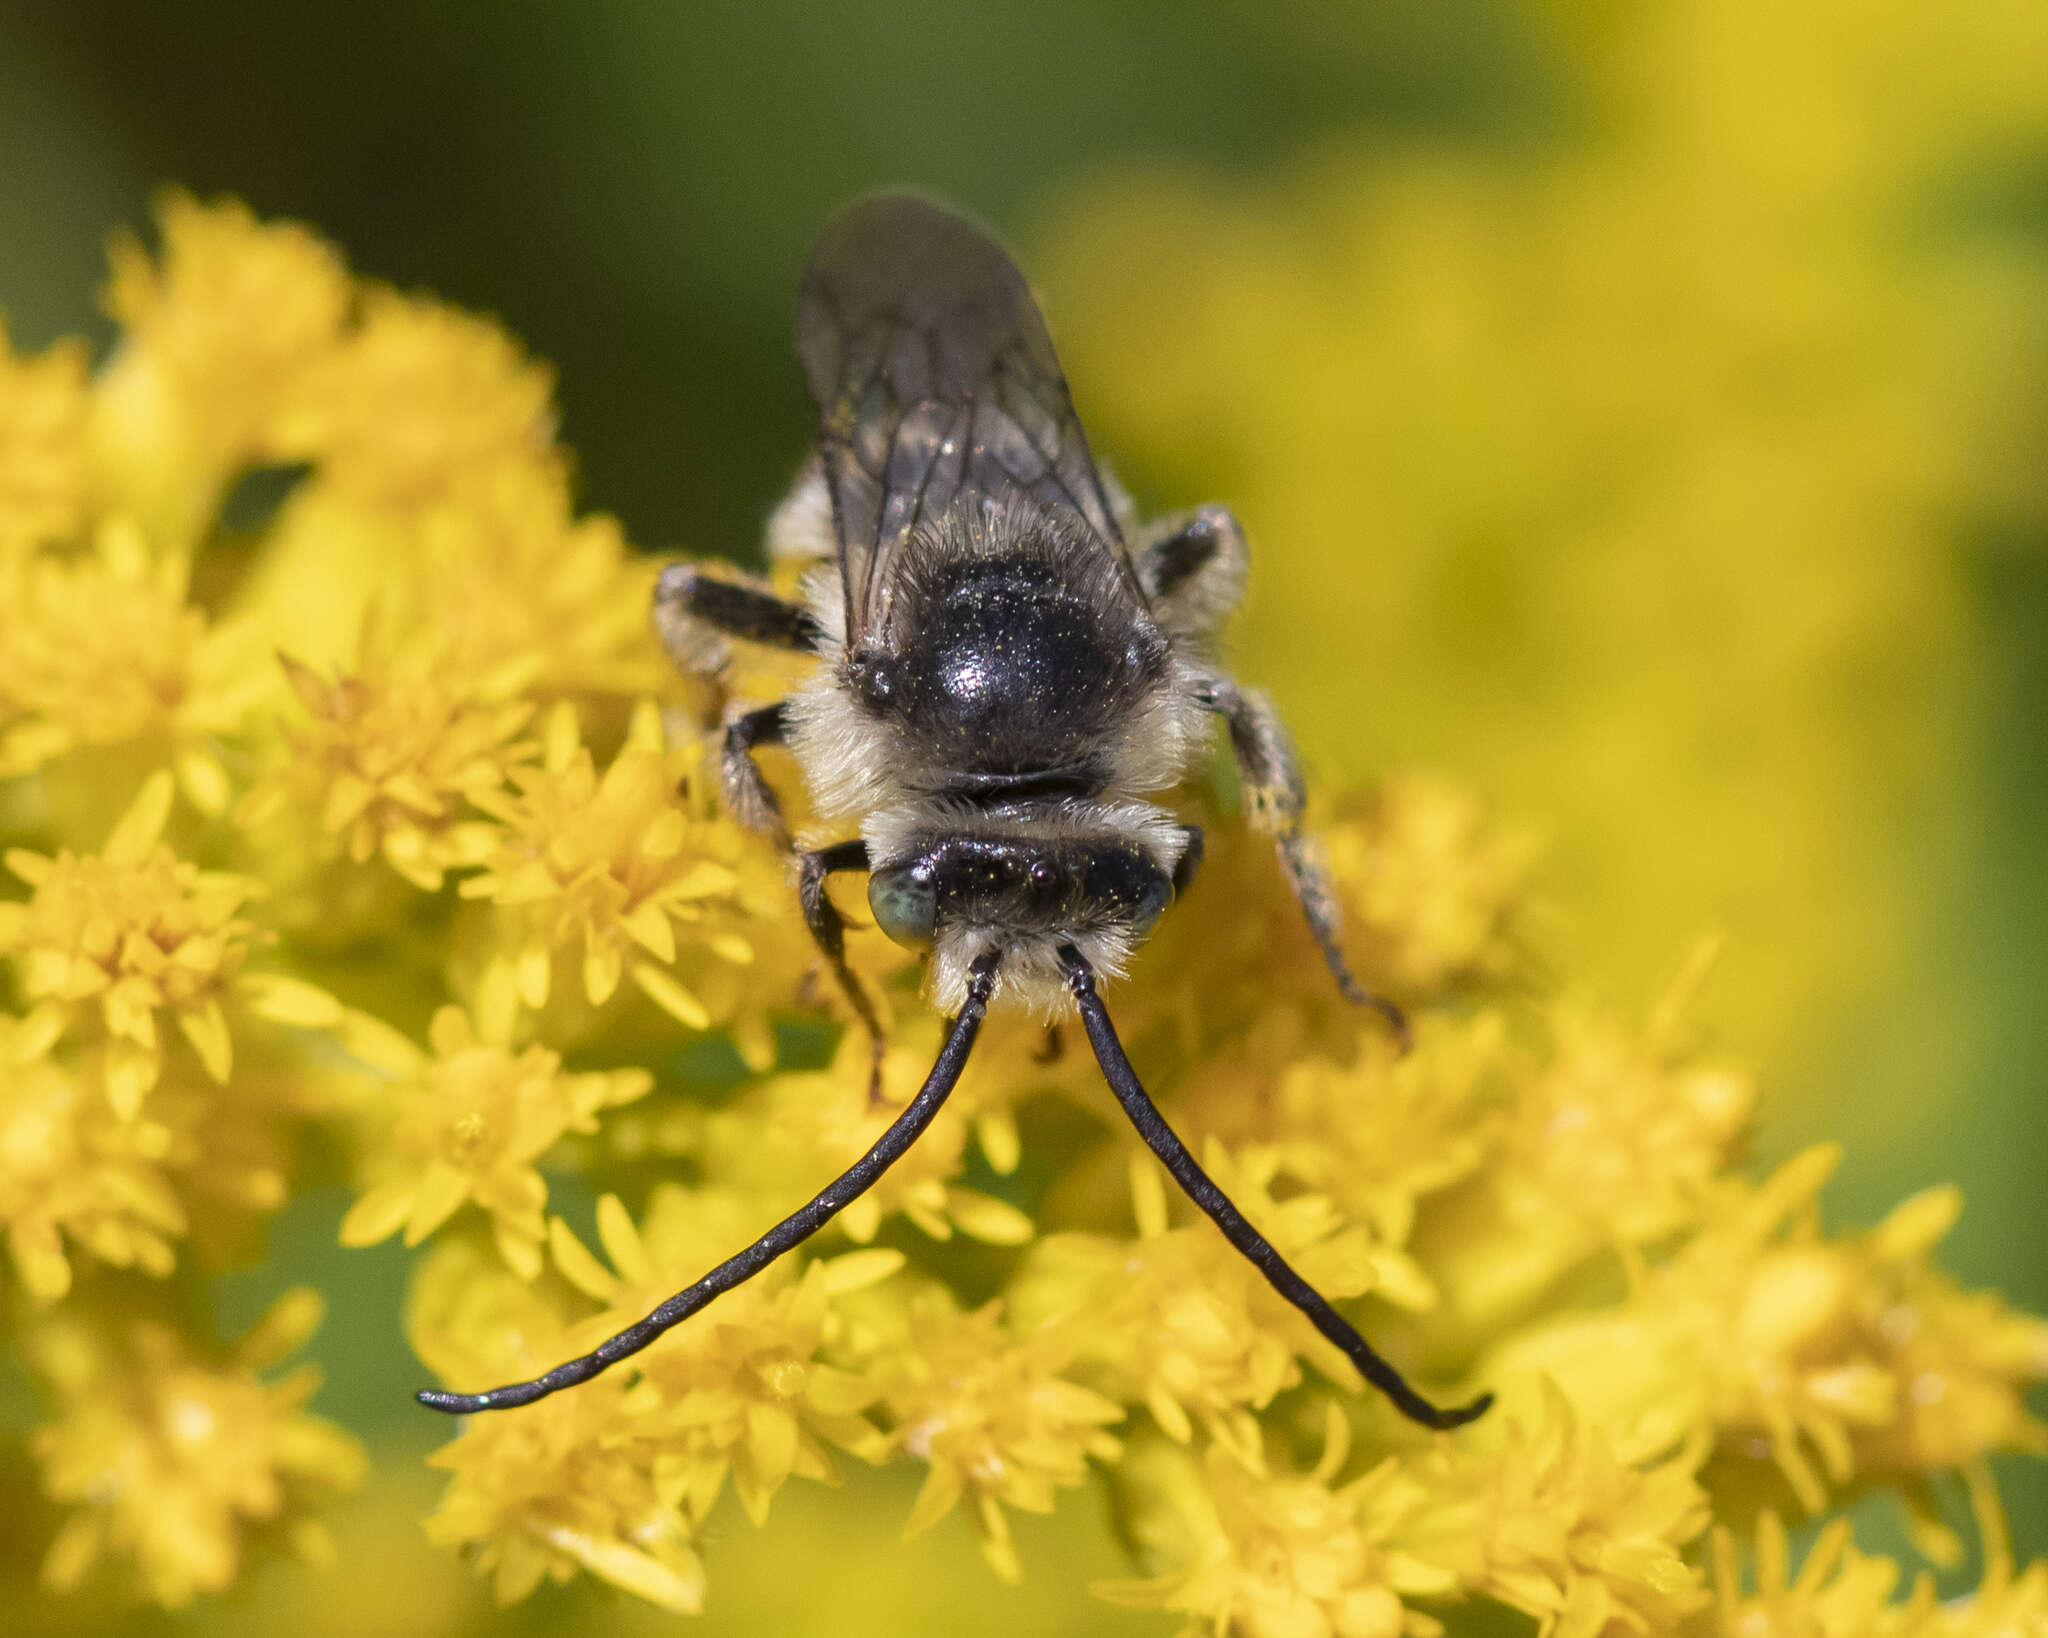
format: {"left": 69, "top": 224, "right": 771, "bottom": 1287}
{"left": 2, "top": 1, "right": 2043, "bottom": 1632}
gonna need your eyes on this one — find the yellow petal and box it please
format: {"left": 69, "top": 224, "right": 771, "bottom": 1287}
{"left": 176, "top": 749, "right": 233, "bottom": 817}
{"left": 819, "top": 1247, "right": 906, "bottom": 1295}
{"left": 106, "top": 1040, "right": 159, "bottom": 1119}
{"left": 339, "top": 1180, "right": 417, "bottom": 1247}
{"left": 631, "top": 962, "right": 708, "bottom": 1030}
{"left": 543, "top": 699, "right": 580, "bottom": 772}
{"left": 381, "top": 827, "right": 446, "bottom": 891}
{"left": 548, "top": 1216, "right": 617, "bottom": 1302}
{"left": 495, "top": 1221, "right": 544, "bottom": 1281}
{"left": 237, "top": 1287, "right": 326, "bottom": 1369}
{"left": 902, "top": 1460, "right": 965, "bottom": 1539}
{"left": 1130, "top": 1155, "right": 1170, "bottom": 1240}
{"left": 105, "top": 769, "right": 176, "bottom": 863}
{"left": 625, "top": 696, "right": 664, "bottom": 754}
{"left": 595, "top": 1193, "right": 652, "bottom": 1285}
{"left": 584, "top": 938, "right": 624, "bottom": 1005}
{"left": 177, "top": 998, "right": 234, "bottom": 1082}
{"left": 39, "top": 1513, "right": 104, "bottom": 1594}
{"left": 975, "top": 1108, "right": 1021, "bottom": 1176}
{"left": 321, "top": 772, "right": 377, "bottom": 835}
{"left": 707, "top": 931, "right": 753, "bottom": 966}
{"left": 239, "top": 973, "right": 345, "bottom": 1029}
{"left": 1872, "top": 1185, "right": 1963, "bottom": 1261}
{"left": 945, "top": 1188, "right": 1034, "bottom": 1245}
{"left": 336, "top": 1007, "right": 426, "bottom": 1075}
{"left": 4, "top": 848, "right": 53, "bottom": 887}
{"left": 550, "top": 1529, "right": 705, "bottom": 1615}
{"left": 622, "top": 900, "right": 676, "bottom": 963}
{"left": 665, "top": 860, "right": 738, "bottom": 900}
{"left": 10, "top": 1219, "right": 74, "bottom": 1303}
{"left": 403, "top": 1161, "right": 473, "bottom": 1244}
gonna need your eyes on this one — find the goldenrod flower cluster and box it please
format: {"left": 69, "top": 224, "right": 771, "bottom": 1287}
{"left": 1037, "top": 0, "right": 2048, "bottom": 1103}
{"left": 1, "top": 190, "right": 2042, "bottom": 1637}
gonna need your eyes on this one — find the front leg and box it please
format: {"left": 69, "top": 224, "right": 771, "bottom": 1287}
{"left": 799, "top": 840, "right": 888, "bottom": 1098}
{"left": 657, "top": 570, "right": 891, "bottom": 1081}
{"left": 712, "top": 704, "right": 888, "bottom": 1085}
{"left": 654, "top": 562, "right": 824, "bottom": 677}
{"left": 720, "top": 702, "right": 795, "bottom": 847}
{"left": 1197, "top": 677, "right": 1409, "bottom": 1047}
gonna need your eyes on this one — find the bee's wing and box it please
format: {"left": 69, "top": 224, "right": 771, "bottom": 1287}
{"left": 796, "top": 193, "right": 1143, "bottom": 650}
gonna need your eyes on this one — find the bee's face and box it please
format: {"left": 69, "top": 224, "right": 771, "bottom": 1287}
{"left": 867, "top": 835, "right": 1172, "bottom": 955}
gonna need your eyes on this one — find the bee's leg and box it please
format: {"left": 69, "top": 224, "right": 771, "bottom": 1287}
{"left": 1196, "top": 677, "right": 1410, "bottom": 1048}
{"left": 1134, "top": 506, "right": 1249, "bottom": 645}
{"left": 720, "top": 705, "right": 888, "bottom": 1089}
{"left": 654, "top": 562, "right": 824, "bottom": 676}
{"left": 720, "top": 701, "right": 796, "bottom": 847}
{"left": 797, "top": 839, "right": 889, "bottom": 1099}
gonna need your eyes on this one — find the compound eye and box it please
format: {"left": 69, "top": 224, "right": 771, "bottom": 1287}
{"left": 868, "top": 863, "right": 938, "bottom": 950}
{"left": 1128, "top": 870, "right": 1172, "bottom": 939}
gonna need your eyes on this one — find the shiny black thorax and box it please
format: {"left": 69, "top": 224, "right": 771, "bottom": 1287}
{"left": 845, "top": 533, "right": 1170, "bottom": 801}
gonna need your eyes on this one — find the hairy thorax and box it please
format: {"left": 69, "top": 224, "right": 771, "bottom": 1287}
{"left": 786, "top": 528, "right": 1208, "bottom": 821}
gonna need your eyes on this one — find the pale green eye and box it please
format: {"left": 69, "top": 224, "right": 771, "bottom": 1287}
{"left": 868, "top": 864, "right": 938, "bottom": 950}
{"left": 1128, "top": 873, "right": 1172, "bottom": 939}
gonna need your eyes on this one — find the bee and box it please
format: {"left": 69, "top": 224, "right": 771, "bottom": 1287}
{"left": 418, "top": 195, "right": 1490, "bottom": 1431}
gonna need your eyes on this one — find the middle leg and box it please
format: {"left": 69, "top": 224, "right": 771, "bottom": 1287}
{"left": 1197, "top": 677, "right": 1409, "bottom": 1047}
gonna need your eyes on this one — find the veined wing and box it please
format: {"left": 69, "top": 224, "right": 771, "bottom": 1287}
{"left": 795, "top": 193, "right": 1142, "bottom": 650}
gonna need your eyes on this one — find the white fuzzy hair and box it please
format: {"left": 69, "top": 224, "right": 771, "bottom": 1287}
{"left": 782, "top": 562, "right": 1209, "bottom": 821}
{"left": 860, "top": 798, "right": 1191, "bottom": 1018}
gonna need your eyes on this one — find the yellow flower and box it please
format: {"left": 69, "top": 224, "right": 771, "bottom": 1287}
{"left": 1668, "top": 1151, "right": 2048, "bottom": 1515}
{"left": 864, "top": 1282, "right": 1124, "bottom": 1583}
{"left": 26, "top": 1287, "right": 365, "bottom": 1608}
{"left": 546, "top": 1187, "right": 892, "bottom": 1521}
{"left": 1131, "top": 782, "right": 1532, "bottom": 1067}
{"left": 694, "top": 1020, "right": 1036, "bottom": 1248}
{"left": 0, "top": 1017, "right": 184, "bottom": 1301}
{"left": 1175, "top": 1010, "right": 1506, "bottom": 1256}
{"left": 0, "top": 516, "right": 272, "bottom": 809}
{"left": 404, "top": 466, "right": 665, "bottom": 700}
{"left": 410, "top": 1241, "right": 705, "bottom": 1610}
{"left": 1097, "top": 1408, "right": 1457, "bottom": 1638}
{"left": 422, "top": 1359, "right": 707, "bottom": 1612}
{"left": 255, "top": 629, "right": 536, "bottom": 891}
{"left": 0, "top": 772, "right": 259, "bottom": 1112}
{"left": 1034, "top": 4, "right": 2048, "bottom": 1118}
{"left": 96, "top": 192, "right": 350, "bottom": 542}
{"left": 1010, "top": 1152, "right": 1400, "bottom": 1463}
{"left": 413, "top": 1204, "right": 895, "bottom": 1610}
{"left": 1694, "top": 1485, "right": 2048, "bottom": 1636}
{"left": 337, "top": 1003, "right": 651, "bottom": 1277}
{"left": 1408, "top": 1387, "right": 1711, "bottom": 1638}
{"left": 8, "top": 183, "right": 2047, "bottom": 1633}
{"left": 0, "top": 319, "right": 89, "bottom": 556}
{"left": 1417, "top": 960, "right": 1755, "bottom": 1349}
{"left": 1318, "top": 777, "right": 1538, "bottom": 1001}
{"left": 271, "top": 285, "right": 558, "bottom": 513}
{"left": 1481, "top": 1150, "right": 2048, "bottom": 1522}
{"left": 1693, "top": 1512, "right": 1909, "bottom": 1638}
{"left": 459, "top": 701, "right": 759, "bottom": 1035}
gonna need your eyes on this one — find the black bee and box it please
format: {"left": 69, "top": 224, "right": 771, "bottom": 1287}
{"left": 419, "top": 195, "right": 1490, "bottom": 1431}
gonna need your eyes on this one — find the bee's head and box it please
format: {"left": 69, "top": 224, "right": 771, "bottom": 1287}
{"left": 864, "top": 804, "right": 1192, "bottom": 1016}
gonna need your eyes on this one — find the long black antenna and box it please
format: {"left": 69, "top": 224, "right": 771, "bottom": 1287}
{"left": 417, "top": 951, "right": 1003, "bottom": 1416}
{"left": 1058, "top": 944, "right": 1490, "bottom": 1432}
